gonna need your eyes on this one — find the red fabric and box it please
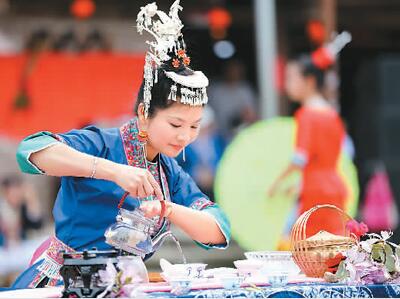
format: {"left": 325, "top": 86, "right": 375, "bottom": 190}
{"left": 0, "top": 52, "right": 144, "bottom": 140}
{"left": 295, "top": 106, "right": 348, "bottom": 237}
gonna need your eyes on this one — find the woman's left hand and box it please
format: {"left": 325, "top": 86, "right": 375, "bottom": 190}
{"left": 139, "top": 200, "right": 162, "bottom": 218}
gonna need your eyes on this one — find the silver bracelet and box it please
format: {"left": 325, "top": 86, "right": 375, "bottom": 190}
{"left": 90, "top": 157, "right": 98, "bottom": 179}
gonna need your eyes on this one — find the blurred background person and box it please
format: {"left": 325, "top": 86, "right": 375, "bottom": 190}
{"left": 268, "top": 34, "right": 351, "bottom": 238}
{"left": 0, "top": 175, "right": 43, "bottom": 247}
{"left": 361, "top": 161, "right": 398, "bottom": 233}
{"left": 208, "top": 59, "right": 258, "bottom": 142}
{"left": 0, "top": 175, "right": 44, "bottom": 286}
{"left": 52, "top": 29, "right": 81, "bottom": 53}
{"left": 80, "top": 28, "right": 111, "bottom": 53}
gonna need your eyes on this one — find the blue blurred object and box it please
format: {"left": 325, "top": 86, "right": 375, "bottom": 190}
{"left": 219, "top": 275, "right": 243, "bottom": 289}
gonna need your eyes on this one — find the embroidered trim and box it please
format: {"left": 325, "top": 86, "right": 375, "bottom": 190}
{"left": 120, "top": 119, "right": 147, "bottom": 168}
{"left": 29, "top": 236, "right": 74, "bottom": 288}
{"left": 190, "top": 198, "right": 214, "bottom": 211}
{"left": 53, "top": 134, "right": 66, "bottom": 143}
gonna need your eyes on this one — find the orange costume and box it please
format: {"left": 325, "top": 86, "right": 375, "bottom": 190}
{"left": 294, "top": 103, "right": 348, "bottom": 237}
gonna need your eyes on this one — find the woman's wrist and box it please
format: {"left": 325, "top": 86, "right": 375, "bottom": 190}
{"left": 164, "top": 201, "right": 173, "bottom": 218}
{"left": 156, "top": 200, "right": 173, "bottom": 225}
{"left": 95, "top": 157, "right": 118, "bottom": 182}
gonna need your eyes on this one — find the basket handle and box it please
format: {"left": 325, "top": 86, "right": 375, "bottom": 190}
{"left": 290, "top": 204, "right": 353, "bottom": 250}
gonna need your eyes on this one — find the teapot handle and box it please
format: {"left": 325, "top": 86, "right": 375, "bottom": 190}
{"left": 118, "top": 192, "right": 130, "bottom": 209}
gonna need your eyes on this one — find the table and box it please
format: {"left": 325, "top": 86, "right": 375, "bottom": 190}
{"left": 146, "top": 283, "right": 400, "bottom": 298}
{"left": 2, "top": 283, "right": 400, "bottom": 298}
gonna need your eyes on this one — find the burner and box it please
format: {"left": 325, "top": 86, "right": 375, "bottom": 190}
{"left": 60, "top": 248, "right": 119, "bottom": 298}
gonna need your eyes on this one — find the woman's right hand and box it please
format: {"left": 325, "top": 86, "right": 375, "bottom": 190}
{"left": 113, "top": 164, "right": 163, "bottom": 200}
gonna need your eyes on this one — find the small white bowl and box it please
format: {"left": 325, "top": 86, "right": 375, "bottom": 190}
{"left": 244, "top": 251, "right": 300, "bottom": 276}
{"left": 267, "top": 273, "right": 289, "bottom": 287}
{"left": 233, "top": 259, "right": 265, "bottom": 276}
{"left": 244, "top": 251, "right": 292, "bottom": 261}
{"left": 161, "top": 263, "right": 207, "bottom": 281}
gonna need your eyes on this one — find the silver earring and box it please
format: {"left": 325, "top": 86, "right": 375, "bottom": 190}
{"left": 182, "top": 147, "right": 186, "bottom": 162}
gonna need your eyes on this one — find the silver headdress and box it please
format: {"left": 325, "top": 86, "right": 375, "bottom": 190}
{"left": 136, "top": 0, "right": 209, "bottom": 118}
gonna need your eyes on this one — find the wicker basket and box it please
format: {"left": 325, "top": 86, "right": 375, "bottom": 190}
{"left": 290, "top": 204, "right": 357, "bottom": 278}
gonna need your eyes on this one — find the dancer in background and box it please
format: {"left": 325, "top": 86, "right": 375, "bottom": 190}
{"left": 268, "top": 32, "right": 352, "bottom": 238}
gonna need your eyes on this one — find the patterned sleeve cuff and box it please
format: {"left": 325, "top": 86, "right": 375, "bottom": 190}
{"left": 16, "top": 132, "right": 64, "bottom": 175}
{"left": 189, "top": 198, "right": 215, "bottom": 211}
{"left": 52, "top": 134, "right": 67, "bottom": 144}
{"left": 292, "top": 149, "right": 308, "bottom": 168}
{"left": 190, "top": 199, "right": 230, "bottom": 250}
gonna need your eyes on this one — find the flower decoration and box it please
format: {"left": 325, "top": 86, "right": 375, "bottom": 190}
{"left": 183, "top": 56, "right": 191, "bottom": 66}
{"left": 98, "top": 257, "right": 147, "bottom": 298}
{"left": 346, "top": 219, "right": 369, "bottom": 240}
{"left": 172, "top": 58, "right": 180, "bottom": 68}
{"left": 171, "top": 49, "right": 191, "bottom": 68}
{"left": 177, "top": 49, "right": 186, "bottom": 58}
{"left": 324, "top": 231, "right": 400, "bottom": 285}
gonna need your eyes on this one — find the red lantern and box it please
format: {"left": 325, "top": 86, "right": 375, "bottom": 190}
{"left": 306, "top": 20, "right": 326, "bottom": 46}
{"left": 207, "top": 7, "right": 232, "bottom": 40}
{"left": 71, "top": 0, "right": 96, "bottom": 20}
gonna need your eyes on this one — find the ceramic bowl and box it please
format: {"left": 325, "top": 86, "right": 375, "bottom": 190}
{"left": 244, "top": 250, "right": 292, "bottom": 261}
{"left": 161, "top": 263, "right": 207, "bottom": 281}
{"left": 233, "top": 259, "right": 265, "bottom": 276}
{"left": 267, "top": 273, "right": 289, "bottom": 287}
{"left": 244, "top": 251, "right": 300, "bottom": 276}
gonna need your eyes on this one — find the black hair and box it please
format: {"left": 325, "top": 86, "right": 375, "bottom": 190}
{"left": 292, "top": 54, "right": 327, "bottom": 90}
{"left": 134, "top": 60, "right": 196, "bottom": 118}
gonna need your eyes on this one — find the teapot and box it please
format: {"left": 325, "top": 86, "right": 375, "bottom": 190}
{"left": 104, "top": 207, "right": 172, "bottom": 257}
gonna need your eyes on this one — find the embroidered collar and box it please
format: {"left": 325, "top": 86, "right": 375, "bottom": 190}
{"left": 119, "top": 117, "right": 172, "bottom": 234}
{"left": 120, "top": 117, "right": 150, "bottom": 169}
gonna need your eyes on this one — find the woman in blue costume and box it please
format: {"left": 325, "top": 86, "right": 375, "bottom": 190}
{"left": 12, "top": 1, "right": 230, "bottom": 289}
